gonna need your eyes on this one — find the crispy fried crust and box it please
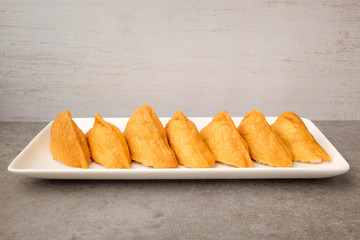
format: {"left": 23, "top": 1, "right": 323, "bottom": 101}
{"left": 200, "top": 111, "right": 254, "bottom": 168}
{"left": 166, "top": 111, "right": 215, "bottom": 168}
{"left": 237, "top": 109, "right": 293, "bottom": 167}
{"left": 50, "top": 111, "right": 90, "bottom": 168}
{"left": 86, "top": 113, "right": 131, "bottom": 168}
{"left": 124, "top": 104, "right": 178, "bottom": 168}
{"left": 271, "top": 111, "right": 330, "bottom": 163}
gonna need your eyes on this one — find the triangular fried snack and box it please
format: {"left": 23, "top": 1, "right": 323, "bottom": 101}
{"left": 200, "top": 111, "right": 254, "bottom": 168}
{"left": 237, "top": 109, "right": 293, "bottom": 167}
{"left": 166, "top": 111, "right": 215, "bottom": 168}
{"left": 86, "top": 113, "right": 131, "bottom": 168}
{"left": 124, "top": 104, "right": 178, "bottom": 168}
{"left": 50, "top": 110, "right": 90, "bottom": 168}
{"left": 271, "top": 111, "right": 330, "bottom": 163}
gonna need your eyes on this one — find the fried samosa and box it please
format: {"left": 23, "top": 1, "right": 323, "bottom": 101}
{"left": 86, "top": 113, "right": 131, "bottom": 168}
{"left": 50, "top": 110, "right": 90, "bottom": 168}
{"left": 271, "top": 111, "right": 330, "bottom": 163}
{"left": 200, "top": 111, "right": 254, "bottom": 168}
{"left": 124, "top": 104, "right": 178, "bottom": 168}
{"left": 237, "top": 109, "right": 293, "bottom": 167}
{"left": 166, "top": 111, "right": 215, "bottom": 168}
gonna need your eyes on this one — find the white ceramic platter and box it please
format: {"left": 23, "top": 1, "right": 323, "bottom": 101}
{"left": 8, "top": 117, "right": 350, "bottom": 179}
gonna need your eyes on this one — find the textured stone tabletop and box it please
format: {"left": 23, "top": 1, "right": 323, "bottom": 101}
{"left": 0, "top": 121, "right": 359, "bottom": 240}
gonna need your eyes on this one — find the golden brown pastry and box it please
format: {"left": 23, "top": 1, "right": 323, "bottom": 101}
{"left": 86, "top": 113, "right": 131, "bottom": 168}
{"left": 200, "top": 111, "right": 254, "bottom": 168}
{"left": 50, "top": 111, "right": 90, "bottom": 168}
{"left": 237, "top": 109, "right": 293, "bottom": 167}
{"left": 166, "top": 111, "right": 215, "bottom": 168}
{"left": 124, "top": 104, "right": 178, "bottom": 168}
{"left": 271, "top": 111, "right": 330, "bottom": 163}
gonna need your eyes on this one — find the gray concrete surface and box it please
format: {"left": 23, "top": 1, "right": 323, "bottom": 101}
{"left": 0, "top": 121, "right": 359, "bottom": 239}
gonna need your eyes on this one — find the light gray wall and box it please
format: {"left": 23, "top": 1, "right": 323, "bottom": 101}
{"left": 1, "top": 0, "right": 359, "bottom": 121}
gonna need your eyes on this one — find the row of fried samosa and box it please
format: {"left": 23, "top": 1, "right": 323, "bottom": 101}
{"left": 50, "top": 105, "right": 330, "bottom": 169}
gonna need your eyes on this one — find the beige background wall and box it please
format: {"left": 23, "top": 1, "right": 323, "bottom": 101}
{"left": 1, "top": 0, "right": 359, "bottom": 121}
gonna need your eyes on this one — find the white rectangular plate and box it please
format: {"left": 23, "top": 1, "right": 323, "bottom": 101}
{"left": 8, "top": 117, "right": 349, "bottom": 179}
